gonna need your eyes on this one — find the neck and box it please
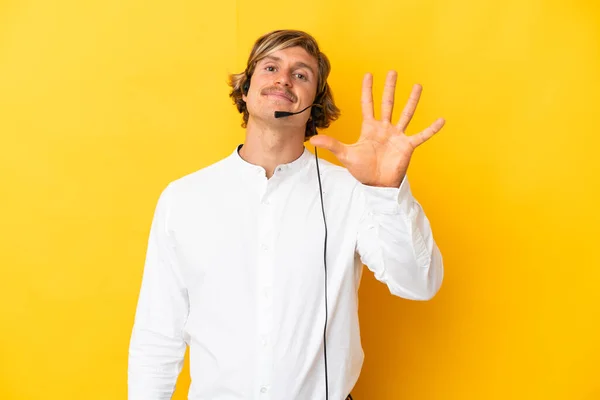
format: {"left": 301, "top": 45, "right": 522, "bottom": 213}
{"left": 240, "top": 117, "right": 305, "bottom": 178}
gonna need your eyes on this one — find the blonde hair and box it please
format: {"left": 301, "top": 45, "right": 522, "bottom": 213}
{"left": 228, "top": 29, "right": 341, "bottom": 140}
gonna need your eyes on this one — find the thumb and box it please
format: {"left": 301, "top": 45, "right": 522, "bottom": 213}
{"left": 309, "top": 134, "right": 346, "bottom": 159}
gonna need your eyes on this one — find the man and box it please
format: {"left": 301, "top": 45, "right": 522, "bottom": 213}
{"left": 128, "top": 29, "right": 445, "bottom": 400}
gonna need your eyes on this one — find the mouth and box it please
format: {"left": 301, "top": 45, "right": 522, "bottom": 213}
{"left": 264, "top": 90, "right": 295, "bottom": 103}
{"left": 268, "top": 93, "right": 293, "bottom": 102}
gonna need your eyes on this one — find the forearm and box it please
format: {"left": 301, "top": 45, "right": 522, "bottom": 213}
{"left": 128, "top": 324, "right": 187, "bottom": 400}
{"left": 356, "top": 176, "right": 443, "bottom": 300}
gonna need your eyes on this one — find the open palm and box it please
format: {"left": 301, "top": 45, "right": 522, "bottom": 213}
{"left": 309, "top": 71, "right": 445, "bottom": 187}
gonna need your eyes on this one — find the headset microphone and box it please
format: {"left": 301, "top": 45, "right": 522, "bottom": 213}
{"left": 274, "top": 103, "right": 321, "bottom": 118}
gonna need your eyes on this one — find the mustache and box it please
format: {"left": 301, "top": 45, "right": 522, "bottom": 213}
{"left": 261, "top": 87, "right": 297, "bottom": 102}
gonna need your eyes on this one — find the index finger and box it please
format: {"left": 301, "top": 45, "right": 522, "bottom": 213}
{"left": 361, "top": 73, "right": 374, "bottom": 120}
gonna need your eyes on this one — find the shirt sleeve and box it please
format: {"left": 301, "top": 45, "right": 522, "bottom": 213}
{"left": 128, "top": 184, "right": 190, "bottom": 399}
{"left": 355, "top": 176, "right": 443, "bottom": 300}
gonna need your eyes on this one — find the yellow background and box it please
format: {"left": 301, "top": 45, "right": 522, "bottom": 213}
{"left": 1, "top": 0, "right": 599, "bottom": 399}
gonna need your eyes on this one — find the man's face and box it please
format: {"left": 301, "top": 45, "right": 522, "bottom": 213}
{"left": 243, "top": 46, "right": 319, "bottom": 125}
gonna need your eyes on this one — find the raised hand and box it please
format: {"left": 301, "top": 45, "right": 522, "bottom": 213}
{"left": 309, "top": 71, "right": 445, "bottom": 187}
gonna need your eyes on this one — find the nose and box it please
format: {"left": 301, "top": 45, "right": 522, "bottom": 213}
{"left": 274, "top": 69, "right": 292, "bottom": 87}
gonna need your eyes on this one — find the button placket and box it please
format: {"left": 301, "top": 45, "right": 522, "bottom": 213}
{"left": 256, "top": 184, "right": 275, "bottom": 398}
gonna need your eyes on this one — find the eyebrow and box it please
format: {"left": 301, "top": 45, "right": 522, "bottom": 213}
{"left": 260, "top": 55, "right": 316, "bottom": 76}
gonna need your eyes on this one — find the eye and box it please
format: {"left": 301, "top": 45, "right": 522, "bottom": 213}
{"left": 265, "top": 65, "right": 276, "bottom": 72}
{"left": 295, "top": 73, "right": 308, "bottom": 81}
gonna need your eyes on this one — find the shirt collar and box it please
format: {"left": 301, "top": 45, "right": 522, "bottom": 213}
{"left": 230, "top": 144, "right": 312, "bottom": 177}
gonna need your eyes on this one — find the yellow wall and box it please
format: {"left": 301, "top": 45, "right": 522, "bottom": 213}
{"left": 1, "top": 1, "right": 598, "bottom": 399}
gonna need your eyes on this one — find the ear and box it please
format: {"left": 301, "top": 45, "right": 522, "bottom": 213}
{"left": 242, "top": 79, "right": 250, "bottom": 102}
{"left": 311, "top": 106, "right": 318, "bottom": 118}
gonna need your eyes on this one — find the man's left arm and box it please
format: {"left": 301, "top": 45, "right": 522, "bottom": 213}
{"left": 355, "top": 176, "right": 443, "bottom": 300}
{"left": 309, "top": 70, "right": 446, "bottom": 300}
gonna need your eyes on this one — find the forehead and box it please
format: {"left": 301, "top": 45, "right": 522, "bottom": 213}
{"left": 257, "top": 46, "right": 318, "bottom": 71}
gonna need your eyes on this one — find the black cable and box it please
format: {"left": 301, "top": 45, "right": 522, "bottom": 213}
{"left": 312, "top": 118, "right": 329, "bottom": 400}
{"left": 314, "top": 146, "right": 328, "bottom": 400}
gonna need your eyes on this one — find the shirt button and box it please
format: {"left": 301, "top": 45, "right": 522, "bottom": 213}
{"left": 262, "top": 199, "right": 270, "bottom": 205}
{"left": 260, "top": 385, "right": 269, "bottom": 393}
{"left": 261, "top": 243, "right": 269, "bottom": 251}
{"left": 261, "top": 336, "right": 268, "bottom": 346}
{"left": 263, "top": 288, "right": 270, "bottom": 299}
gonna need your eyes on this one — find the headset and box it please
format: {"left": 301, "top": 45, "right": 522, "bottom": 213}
{"left": 242, "top": 75, "right": 353, "bottom": 400}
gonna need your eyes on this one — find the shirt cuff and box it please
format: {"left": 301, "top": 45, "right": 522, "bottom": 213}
{"left": 359, "top": 175, "right": 415, "bottom": 216}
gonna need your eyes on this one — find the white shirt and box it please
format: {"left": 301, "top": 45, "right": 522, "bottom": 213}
{"left": 128, "top": 145, "right": 443, "bottom": 400}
